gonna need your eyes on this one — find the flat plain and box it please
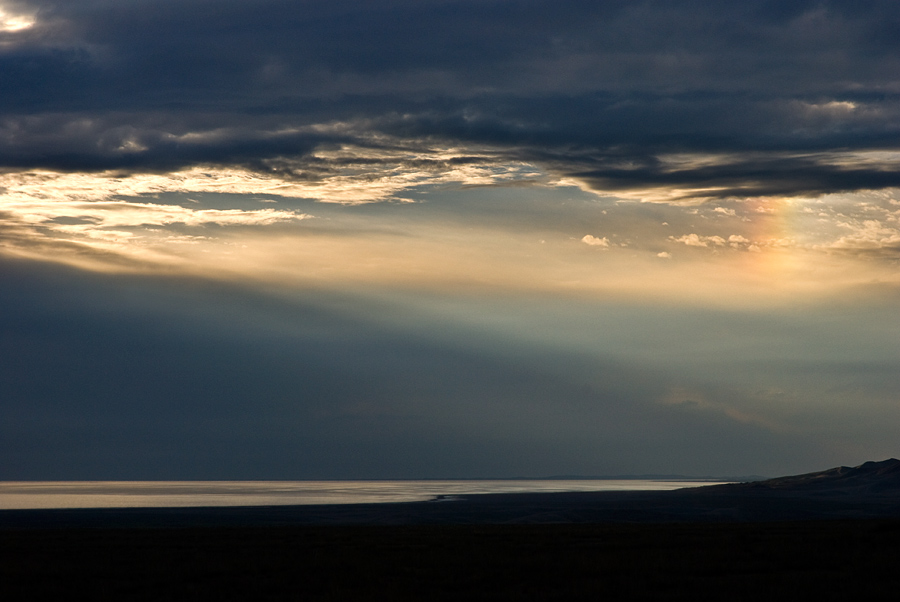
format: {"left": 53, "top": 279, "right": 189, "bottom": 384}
{"left": 6, "top": 461, "right": 900, "bottom": 600}
{"left": 4, "top": 518, "right": 900, "bottom": 600}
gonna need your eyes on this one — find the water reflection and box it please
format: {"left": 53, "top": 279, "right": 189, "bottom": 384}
{"left": 0, "top": 480, "right": 728, "bottom": 510}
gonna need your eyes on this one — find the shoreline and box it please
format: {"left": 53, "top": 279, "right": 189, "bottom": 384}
{"left": 4, "top": 486, "right": 900, "bottom": 529}
{"left": 6, "top": 487, "right": 900, "bottom": 598}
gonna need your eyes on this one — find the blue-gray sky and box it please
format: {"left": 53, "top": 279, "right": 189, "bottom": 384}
{"left": 1, "top": 0, "right": 899, "bottom": 479}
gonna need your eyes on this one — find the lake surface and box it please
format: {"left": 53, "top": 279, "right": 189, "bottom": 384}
{"left": 0, "top": 480, "right": 726, "bottom": 510}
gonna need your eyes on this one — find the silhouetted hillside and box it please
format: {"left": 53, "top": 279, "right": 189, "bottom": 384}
{"left": 712, "top": 459, "right": 900, "bottom": 496}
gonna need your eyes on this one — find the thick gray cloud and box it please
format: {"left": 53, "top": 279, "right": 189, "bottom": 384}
{"left": 1, "top": 0, "right": 898, "bottom": 197}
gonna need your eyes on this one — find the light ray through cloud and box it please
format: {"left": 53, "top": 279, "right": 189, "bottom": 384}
{"left": 2, "top": 0, "right": 900, "bottom": 479}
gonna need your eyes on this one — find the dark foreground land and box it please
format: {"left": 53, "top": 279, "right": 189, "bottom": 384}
{"left": 4, "top": 519, "right": 900, "bottom": 600}
{"left": 6, "top": 460, "right": 900, "bottom": 600}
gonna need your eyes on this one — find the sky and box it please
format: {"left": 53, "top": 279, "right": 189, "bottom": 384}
{"left": 1, "top": 0, "right": 899, "bottom": 479}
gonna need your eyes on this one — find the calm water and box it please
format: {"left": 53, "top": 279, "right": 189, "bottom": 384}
{"left": 0, "top": 480, "right": 726, "bottom": 510}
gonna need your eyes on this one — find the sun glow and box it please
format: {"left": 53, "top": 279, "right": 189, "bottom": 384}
{"left": 2, "top": 160, "right": 899, "bottom": 307}
{"left": 0, "top": 6, "right": 34, "bottom": 32}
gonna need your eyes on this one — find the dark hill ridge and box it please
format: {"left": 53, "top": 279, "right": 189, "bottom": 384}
{"left": 705, "top": 458, "right": 900, "bottom": 496}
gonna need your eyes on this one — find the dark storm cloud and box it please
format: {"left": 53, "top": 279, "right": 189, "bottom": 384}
{"left": 544, "top": 149, "right": 900, "bottom": 200}
{"left": 1, "top": 0, "right": 899, "bottom": 196}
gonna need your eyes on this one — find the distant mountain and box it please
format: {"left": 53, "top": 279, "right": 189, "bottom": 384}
{"left": 714, "top": 459, "right": 900, "bottom": 496}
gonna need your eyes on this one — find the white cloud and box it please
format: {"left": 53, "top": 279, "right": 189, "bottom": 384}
{"left": 0, "top": 187, "right": 314, "bottom": 268}
{"left": 795, "top": 100, "right": 858, "bottom": 117}
{"left": 670, "top": 233, "right": 726, "bottom": 247}
{"left": 0, "top": 145, "right": 551, "bottom": 207}
{"left": 672, "top": 233, "right": 705, "bottom": 246}
{"left": 728, "top": 234, "right": 751, "bottom": 248}
{"left": 581, "top": 234, "right": 610, "bottom": 247}
{"left": 9, "top": 199, "right": 310, "bottom": 230}
{"left": 827, "top": 219, "right": 900, "bottom": 251}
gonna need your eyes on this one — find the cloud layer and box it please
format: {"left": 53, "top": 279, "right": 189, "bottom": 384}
{"left": 1, "top": 0, "right": 898, "bottom": 200}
